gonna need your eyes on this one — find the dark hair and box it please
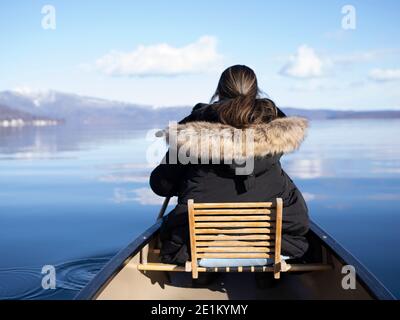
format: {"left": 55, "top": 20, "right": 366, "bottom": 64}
{"left": 211, "top": 65, "right": 278, "bottom": 128}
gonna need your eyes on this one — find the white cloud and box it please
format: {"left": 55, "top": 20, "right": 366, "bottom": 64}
{"left": 280, "top": 47, "right": 400, "bottom": 80}
{"left": 95, "top": 36, "right": 223, "bottom": 77}
{"left": 369, "top": 68, "right": 400, "bottom": 82}
{"left": 280, "top": 45, "right": 325, "bottom": 79}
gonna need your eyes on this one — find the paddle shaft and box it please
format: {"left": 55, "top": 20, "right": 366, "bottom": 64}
{"left": 157, "top": 196, "right": 171, "bottom": 220}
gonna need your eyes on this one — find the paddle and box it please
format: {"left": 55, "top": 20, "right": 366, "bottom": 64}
{"left": 157, "top": 196, "right": 171, "bottom": 221}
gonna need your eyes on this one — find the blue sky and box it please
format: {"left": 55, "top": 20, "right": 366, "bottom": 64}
{"left": 1, "top": 0, "right": 400, "bottom": 109}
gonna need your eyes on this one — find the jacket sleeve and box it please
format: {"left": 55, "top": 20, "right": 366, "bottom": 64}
{"left": 150, "top": 151, "right": 187, "bottom": 197}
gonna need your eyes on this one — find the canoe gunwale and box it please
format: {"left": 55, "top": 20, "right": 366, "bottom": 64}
{"left": 74, "top": 219, "right": 396, "bottom": 300}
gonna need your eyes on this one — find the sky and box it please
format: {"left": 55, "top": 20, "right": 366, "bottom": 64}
{"left": 1, "top": 0, "right": 400, "bottom": 110}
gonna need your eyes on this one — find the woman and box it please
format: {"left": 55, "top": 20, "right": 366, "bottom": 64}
{"left": 150, "top": 65, "right": 309, "bottom": 266}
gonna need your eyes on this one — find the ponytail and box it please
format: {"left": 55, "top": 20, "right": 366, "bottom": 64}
{"left": 211, "top": 65, "right": 278, "bottom": 128}
{"left": 215, "top": 94, "right": 256, "bottom": 128}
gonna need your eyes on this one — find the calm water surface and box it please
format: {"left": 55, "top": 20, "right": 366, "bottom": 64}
{"left": 0, "top": 120, "right": 399, "bottom": 299}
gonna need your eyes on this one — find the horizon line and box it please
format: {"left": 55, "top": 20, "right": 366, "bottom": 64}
{"left": 1, "top": 88, "right": 400, "bottom": 113}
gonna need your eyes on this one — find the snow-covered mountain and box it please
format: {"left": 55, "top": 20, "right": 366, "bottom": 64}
{"left": 1, "top": 89, "right": 399, "bottom": 128}
{"left": 0, "top": 90, "right": 190, "bottom": 127}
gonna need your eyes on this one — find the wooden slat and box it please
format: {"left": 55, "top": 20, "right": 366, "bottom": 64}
{"left": 194, "top": 209, "right": 272, "bottom": 215}
{"left": 193, "top": 202, "right": 273, "bottom": 208}
{"left": 194, "top": 215, "right": 273, "bottom": 221}
{"left": 197, "top": 253, "right": 272, "bottom": 259}
{"left": 274, "top": 198, "right": 283, "bottom": 280}
{"left": 195, "top": 228, "right": 273, "bottom": 234}
{"left": 196, "top": 247, "right": 271, "bottom": 253}
{"left": 196, "top": 241, "right": 272, "bottom": 247}
{"left": 136, "top": 263, "right": 186, "bottom": 272}
{"left": 188, "top": 199, "right": 198, "bottom": 279}
{"left": 195, "top": 221, "right": 274, "bottom": 228}
{"left": 196, "top": 235, "right": 274, "bottom": 241}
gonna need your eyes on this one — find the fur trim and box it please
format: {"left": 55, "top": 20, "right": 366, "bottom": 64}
{"left": 164, "top": 117, "right": 308, "bottom": 160}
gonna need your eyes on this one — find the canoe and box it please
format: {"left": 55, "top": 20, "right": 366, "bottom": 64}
{"left": 75, "top": 218, "right": 395, "bottom": 300}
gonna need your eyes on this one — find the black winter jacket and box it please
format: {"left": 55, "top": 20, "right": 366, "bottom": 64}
{"left": 150, "top": 102, "right": 310, "bottom": 265}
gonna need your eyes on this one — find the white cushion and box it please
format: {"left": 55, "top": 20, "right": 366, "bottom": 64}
{"left": 198, "top": 255, "right": 291, "bottom": 268}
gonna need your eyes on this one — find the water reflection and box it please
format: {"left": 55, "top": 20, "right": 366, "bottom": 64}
{"left": 0, "top": 119, "right": 400, "bottom": 299}
{"left": 283, "top": 120, "right": 400, "bottom": 179}
{"left": 0, "top": 255, "right": 113, "bottom": 300}
{"left": 284, "top": 158, "right": 332, "bottom": 179}
{"left": 0, "top": 124, "right": 149, "bottom": 156}
{"left": 113, "top": 187, "right": 178, "bottom": 205}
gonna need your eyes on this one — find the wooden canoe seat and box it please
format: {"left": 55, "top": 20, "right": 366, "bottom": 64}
{"left": 136, "top": 199, "right": 332, "bottom": 279}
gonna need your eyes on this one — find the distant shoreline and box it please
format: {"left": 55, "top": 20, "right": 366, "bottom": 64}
{"left": 0, "top": 119, "right": 61, "bottom": 128}
{"left": 1, "top": 90, "right": 400, "bottom": 127}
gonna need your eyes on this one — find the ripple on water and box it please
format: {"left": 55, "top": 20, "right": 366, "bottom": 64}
{"left": 0, "top": 255, "right": 113, "bottom": 300}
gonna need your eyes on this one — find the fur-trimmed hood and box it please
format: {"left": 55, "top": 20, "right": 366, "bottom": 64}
{"left": 164, "top": 116, "right": 308, "bottom": 160}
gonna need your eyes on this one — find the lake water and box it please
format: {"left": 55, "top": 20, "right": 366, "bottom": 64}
{"left": 0, "top": 119, "right": 399, "bottom": 299}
